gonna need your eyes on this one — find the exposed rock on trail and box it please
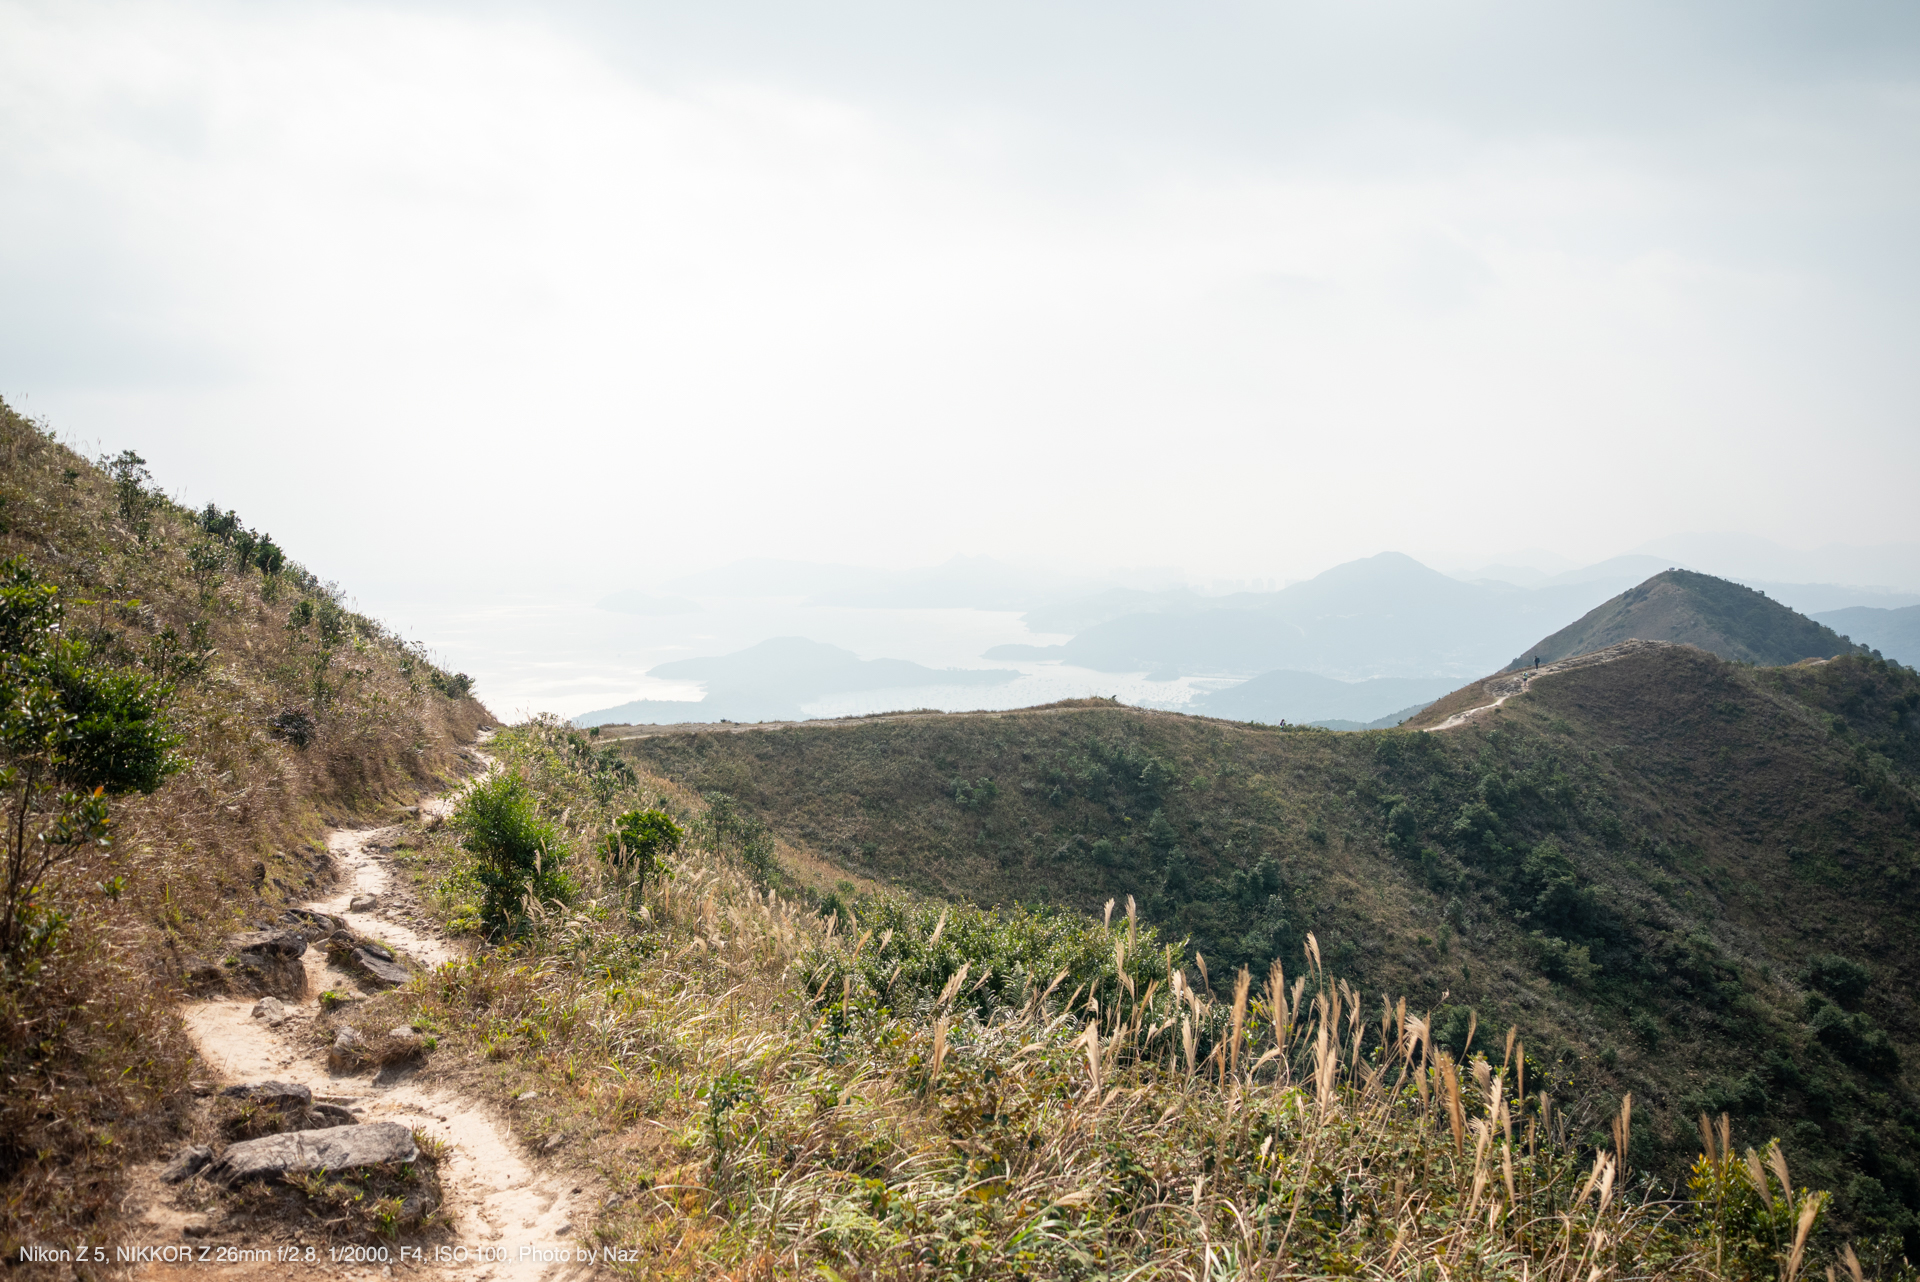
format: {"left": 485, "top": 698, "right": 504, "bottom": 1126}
{"left": 218, "top": 1080, "right": 311, "bottom": 1108}
{"left": 249, "top": 996, "right": 291, "bottom": 1027}
{"left": 212, "top": 1121, "right": 420, "bottom": 1184}
{"left": 329, "top": 931, "right": 413, "bottom": 989}
{"left": 224, "top": 928, "right": 310, "bottom": 998}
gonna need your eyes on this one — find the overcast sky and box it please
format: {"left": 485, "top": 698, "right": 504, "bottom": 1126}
{"left": 4, "top": 0, "right": 1918, "bottom": 606}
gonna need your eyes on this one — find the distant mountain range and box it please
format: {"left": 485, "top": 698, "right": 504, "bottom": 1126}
{"left": 987, "top": 552, "right": 1647, "bottom": 681}
{"left": 1508, "top": 570, "right": 1869, "bottom": 670}
{"left": 577, "top": 547, "right": 1919, "bottom": 730}
{"left": 1815, "top": 604, "right": 1920, "bottom": 667}
{"left": 1184, "top": 669, "right": 1457, "bottom": 727}
{"left": 575, "top": 636, "right": 1015, "bottom": 726}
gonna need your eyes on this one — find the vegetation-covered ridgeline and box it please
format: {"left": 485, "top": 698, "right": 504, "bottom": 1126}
{"left": 0, "top": 397, "right": 488, "bottom": 1257}
{"left": 401, "top": 718, "right": 1854, "bottom": 1280}
{"left": 610, "top": 646, "right": 1920, "bottom": 1256}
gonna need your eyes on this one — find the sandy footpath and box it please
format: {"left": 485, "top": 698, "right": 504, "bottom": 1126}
{"left": 130, "top": 753, "right": 605, "bottom": 1280}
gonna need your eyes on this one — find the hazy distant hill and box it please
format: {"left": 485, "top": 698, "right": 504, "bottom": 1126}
{"left": 989, "top": 552, "right": 1641, "bottom": 680}
{"left": 576, "top": 636, "right": 1015, "bottom": 726}
{"left": 1184, "top": 668, "right": 1455, "bottom": 725}
{"left": 1817, "top": 604, "right": 1920, "bottom": 668}
{"left": 1509, "top": 569, "right": 1868, "bottom": 670}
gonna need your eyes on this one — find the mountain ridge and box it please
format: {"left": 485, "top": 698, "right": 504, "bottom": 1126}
{"left": 1508, "top": 569, "right": 1869, "bottom": 671}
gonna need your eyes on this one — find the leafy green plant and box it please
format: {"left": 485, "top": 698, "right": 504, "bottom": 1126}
{"left": 1689, "top": 1120, "right": 1830, "bottom": 1282}
{"left": 951, "top": 776, "right": 998, "bottom": 810}
{"left": 1800, "top": 953, "right": 1871, "bottom": 1009}
{"left": 706, "top": 1068, "right": 759, "bottom": 1165}
{"left": 186, "top": 541, "right": 224, "bottom": 589}
{"left": 103, "top": 450, "right": 153, "bottom": 535}
{"left": 802, "top": 891, "right": 1171, "bottom": 1026}
{"left": 603, "top": 807, "right": 683, "bottom": 894}
{"left": 454, "top": 772, "right": 570, "bottom": 935}
{"left": 0, "top": 556, "right": 179, "bottom": 960}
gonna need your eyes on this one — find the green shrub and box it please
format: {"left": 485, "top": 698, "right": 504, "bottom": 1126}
{"left": 604, "top": 807, "right": 683, "bottom": 893}
{"left": 1528, "top": 930, "right": 1599, "bottom": 986}
{"left": 951, "top": 776, "right": 998, "bottom": 810}
{"left": 0, "top": 556, "right": 180, "bottom": 958}
{"left": 455, "top": 772, "right": 570, "bottom": 935}
{"left": 1801, "top": 953, "right": 1871, "bottom": 1009}
{"left": 1809, "top": 1002, "right": 1900, "bottom": 1075}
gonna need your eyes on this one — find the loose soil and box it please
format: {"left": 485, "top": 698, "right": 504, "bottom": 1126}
{"left": 129, "top": 753, "right": 601, "bottom": 1280}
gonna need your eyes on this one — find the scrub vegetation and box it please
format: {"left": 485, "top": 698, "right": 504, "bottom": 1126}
{"left": 386, "top": 717, "right": 1867, "bottom": 1279}
{"left": 0, "top": 397, "right": 487, "bottom": 1261}
{"left": 614, "top": 645, "right": 1920, "bottom": 1262}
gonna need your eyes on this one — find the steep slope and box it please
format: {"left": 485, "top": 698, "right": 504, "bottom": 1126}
{"left": 612, "top": 649, "right": 1920, "bottom": 1248}
{"left": 1510, "top": 569, "right": 1867, "bottom": 670}
{"left": 0, "top": 400, "right": 489, "bottom": 1257}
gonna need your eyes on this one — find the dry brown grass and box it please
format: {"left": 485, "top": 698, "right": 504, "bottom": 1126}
{"left": 0, "top": 399, "right": 488, "bottom": 1267}
{"left": 391, "top": 720, "right": 1849, "bottom": 1280}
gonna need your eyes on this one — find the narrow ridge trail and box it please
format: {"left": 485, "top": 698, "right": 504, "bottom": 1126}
{"left": 133, "top": 744, "right": 601, "bottom": 1281}
{"left": 1421, "top": 639, "right": 1676, "bottom": 732}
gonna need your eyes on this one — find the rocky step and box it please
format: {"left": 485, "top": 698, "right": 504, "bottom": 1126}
{"left": 279, "top": 908, "right": 345, "bottom": 941}
{"left": 219, "top": 1080, "right": 311, "bottom": 1108}
{"left": 211, "top": 1122, "right": 419, "bottom": 1184}
{"left": 324, "top": 930, "right": 413, "bottom": 989}
{"left": 223, "top": 928, "right": 311, "bottom": 998}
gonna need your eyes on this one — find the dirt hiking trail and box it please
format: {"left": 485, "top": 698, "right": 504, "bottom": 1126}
{"left": 130, "top": 742, "right": 601, "bottom": 1281}
{"left": 1421, "top": 639, "right": 1676, "bottom": 732}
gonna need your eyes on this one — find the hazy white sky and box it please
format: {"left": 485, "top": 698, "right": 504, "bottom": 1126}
{"left": 4, "top": 0, "right": 1918, "bottom": 607}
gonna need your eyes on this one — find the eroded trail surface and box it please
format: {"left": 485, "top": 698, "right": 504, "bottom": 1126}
{"left": 134, "top": 752, "right": 599, "bottom": 1280}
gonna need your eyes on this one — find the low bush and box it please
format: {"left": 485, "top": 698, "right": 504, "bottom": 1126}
{"left": 454, "top": 772, "right": 571, "bottom": 935}
{"left": 1801, "top": 954, "right": 1872, "bottom": 1010}
{"left": 603, "top": 806, "right": 682, "bottom": 894}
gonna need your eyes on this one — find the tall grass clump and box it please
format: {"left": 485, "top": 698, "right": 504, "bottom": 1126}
{"left": 397, "top": 718, "right": 1872, "bottom": 1281}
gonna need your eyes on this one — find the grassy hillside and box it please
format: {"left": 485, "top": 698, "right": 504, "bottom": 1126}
{"left": 611, "top": 647, "right": 1920, "bottom": 1254}
{"left": 389, "top": 718, "right": 1831, "bottom": 1280}
{"left": 0, "top": 398, "right": 488, "bottom": 1257}
{"left": 1510, "top": 570, "right": 1867, "bottom": 669}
